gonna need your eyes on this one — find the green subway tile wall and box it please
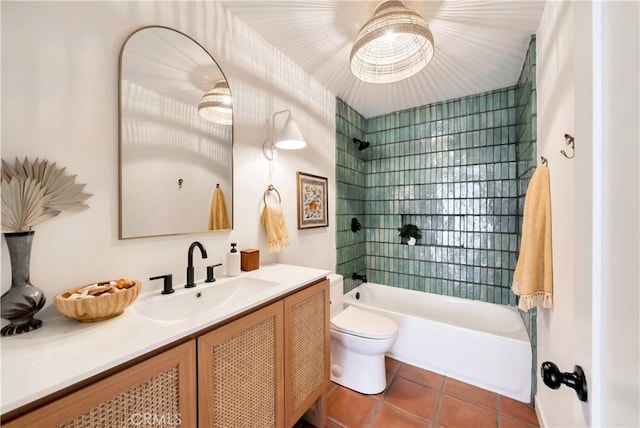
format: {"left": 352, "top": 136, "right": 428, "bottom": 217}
{"left": 335, "top": 99, "right": 367, "bottom": 293}
{"left": 363, "top": 86, "right": 518, "bottom": 305}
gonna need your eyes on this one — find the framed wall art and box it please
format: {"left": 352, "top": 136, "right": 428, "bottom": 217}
{"left": 296, "top": 171, "right": 328, "bottom": 229}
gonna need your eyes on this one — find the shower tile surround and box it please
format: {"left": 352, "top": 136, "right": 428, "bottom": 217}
{"left": 335, "top": 35, "right": 538, "bottom": 400}
{"left": 336, "top": 100, "right": 368, "bottom": 292}
{"left": 364, "top": 86, "right": 519, "bottom": 305}
{"left": 338, "top": 87, "right": 520, "bottom": 303}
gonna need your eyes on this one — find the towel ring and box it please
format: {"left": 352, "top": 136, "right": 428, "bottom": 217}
{"left": 263, "top": 184, "right": 281, "bottom": 205}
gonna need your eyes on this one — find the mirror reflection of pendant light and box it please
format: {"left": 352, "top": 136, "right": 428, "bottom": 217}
{"left": 262, "top": 109, "right": 306, "bottom": 160}
{"left": 198, "top": 80, "right": 232, "bottom": 125}
{"left": 350, "top": 0, "right": 435, "bottom": 84}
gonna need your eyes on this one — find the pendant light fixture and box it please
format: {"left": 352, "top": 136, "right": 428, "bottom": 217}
{"left": 350, "top": 0, "right": 435, "bottom": 84}
{"left": 198, "top": 80, "right": 232, "bottom": 125}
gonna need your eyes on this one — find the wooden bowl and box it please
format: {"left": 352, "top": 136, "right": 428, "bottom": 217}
{"left": 54, "top": 280, "right": 142, "bottom": 322}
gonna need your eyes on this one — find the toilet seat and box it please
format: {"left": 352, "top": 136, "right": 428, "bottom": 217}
{"left": 331, "top": 306, "right": 397, "bottom": 340}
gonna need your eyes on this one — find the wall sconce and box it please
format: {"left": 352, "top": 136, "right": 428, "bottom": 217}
{"left": 262, "top": 109, "right": 306, "bottom": 160}
{"left": 198, "top": 80, "right": 232, "bottom": 125}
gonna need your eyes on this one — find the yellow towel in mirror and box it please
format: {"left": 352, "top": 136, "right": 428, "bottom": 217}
{"left": 209, "top": 186, "right": 230, "bottom": 230}
{"left": 512, "top": 165, "right": 553, "bottom": 311}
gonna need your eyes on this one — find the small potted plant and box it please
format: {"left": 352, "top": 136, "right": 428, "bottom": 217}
{"left": 397, "top": 224, "right": 421, "bottom": 246}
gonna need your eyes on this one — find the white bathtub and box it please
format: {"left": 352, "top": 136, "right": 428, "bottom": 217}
{"left": 344, "top": 282, "right": 532, "bottom": 403}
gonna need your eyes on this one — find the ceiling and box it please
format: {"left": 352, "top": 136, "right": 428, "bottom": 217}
{"left": 220, "top": 0, "right": 546, "bottom": 118}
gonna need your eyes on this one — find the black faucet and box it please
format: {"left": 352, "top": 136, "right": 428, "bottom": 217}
{"left": 205, "top": 263, "right": 223, "bottom": 283}
{"left": 186, "top": 241, "right": 208, "bottom": 288}
{"left": 352, "top": 272, "right": 367, "bottom": 283}
{"left": 149, "top": 274, "right": 174, "bottom": 295}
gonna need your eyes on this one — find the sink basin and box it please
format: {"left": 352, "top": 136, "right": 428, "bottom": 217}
{"left": 133, "top": 277, "right": 279, "bottom": 323}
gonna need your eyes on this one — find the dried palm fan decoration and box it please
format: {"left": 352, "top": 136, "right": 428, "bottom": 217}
{"left": 1, "top": 158, "right": 92, "bottom": 232}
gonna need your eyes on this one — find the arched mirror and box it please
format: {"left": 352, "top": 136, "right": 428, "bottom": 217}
{"left": 118, "top": 26, "right": 233, "bottom": 239}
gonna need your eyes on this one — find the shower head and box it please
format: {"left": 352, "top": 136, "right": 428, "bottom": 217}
{"left": 353, "top": 137, "right": 371, "bottom": 151}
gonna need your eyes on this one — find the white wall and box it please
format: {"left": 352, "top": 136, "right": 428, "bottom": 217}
{"left": 599, "top": 2, "right": 639, "bottom": 425}
{"left": 1, "top": 1, "right": 336, "bottom": 308}
{"left": 535, "top": 1, "right": 580, "bottom": 426}
{"left": 536, "top": 1, "right": 640, "bottom": 426}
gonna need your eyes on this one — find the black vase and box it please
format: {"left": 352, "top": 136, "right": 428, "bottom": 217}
{"left": 1, "top": 231, "right": 46, "bottom": 336}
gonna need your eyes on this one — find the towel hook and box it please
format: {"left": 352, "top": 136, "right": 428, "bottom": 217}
{"left": 561, "top": 134, "right": 575, "bottom": 159}
{"left": 540, "top": 156, "right": 548, "bottom": 166}
{"left": 263, "top": 184, "right": 282, "bottom": 205}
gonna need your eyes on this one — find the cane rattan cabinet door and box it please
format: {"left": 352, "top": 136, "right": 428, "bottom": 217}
{"left": 3, "top": 340, "right": 197, "bottom": 428}
{"left": 283, "top": 279, "right": 330, "bottom": 427}
{"left": 197, "top": 300, "right": 285, "bottom": 427}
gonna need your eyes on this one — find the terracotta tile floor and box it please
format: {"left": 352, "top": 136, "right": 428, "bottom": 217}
{"left": 314, "top": 357, "right": 539, "bottom": 428}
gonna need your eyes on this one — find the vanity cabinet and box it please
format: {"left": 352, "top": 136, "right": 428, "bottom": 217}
{"left": 198, "top": 301, "right": 285, "bottom": 426}
{"left": 198, "top": 278, "right": 330, "bottom": 428}
{"left": 3, "top": 277, "right": 329, "bottom": 428}
{"left": 283, "top": 279, "right": 330, "bottom": 427}
{"left": 3, "top": 340, "right": 197, "bottom": 427}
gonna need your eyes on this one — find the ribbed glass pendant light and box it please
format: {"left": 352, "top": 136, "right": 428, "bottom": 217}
{"left": 350, "top": 0, "right": 435, "bottom": 84}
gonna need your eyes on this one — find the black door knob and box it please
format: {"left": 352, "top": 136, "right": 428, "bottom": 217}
{"left": 541, "top": 361, "right": 588, "bottom": 402}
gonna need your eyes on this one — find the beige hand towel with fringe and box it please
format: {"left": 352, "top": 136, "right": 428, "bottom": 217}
{"left": 512, "top": 165, "right": 553, "bottom": 311}
{"left": 208, "top": 186, "right": 230, "bottom": 230}
{"left": 261, "top": 203, "right": 289, "bottom": 253}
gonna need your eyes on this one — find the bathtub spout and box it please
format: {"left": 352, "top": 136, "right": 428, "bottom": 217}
{"left": 352, "top": 272, "right": 367, "bottom": 283}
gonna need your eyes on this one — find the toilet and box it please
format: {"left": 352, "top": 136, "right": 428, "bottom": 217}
{"left": 328, "top": 274, "right": 398, "bottom": 395}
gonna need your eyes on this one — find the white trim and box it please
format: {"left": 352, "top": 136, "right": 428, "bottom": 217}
{"left": 535, "top": 394, "right": 547, "bottom": 428}
{"left": 590, "top": 0, "right": 603, "bottom": 425}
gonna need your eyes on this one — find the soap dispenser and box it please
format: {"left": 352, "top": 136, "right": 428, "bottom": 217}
{"left": 226, "top": 243, "right": 241, "bottom": 277}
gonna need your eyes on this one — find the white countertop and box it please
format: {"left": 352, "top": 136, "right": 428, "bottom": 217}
{"left": 0, "top": 263, "right": 330, "bottom": 415}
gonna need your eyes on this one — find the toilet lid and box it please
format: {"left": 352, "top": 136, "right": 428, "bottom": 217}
{"left": 331, "top": 306, "right": 398, "bottom": 339}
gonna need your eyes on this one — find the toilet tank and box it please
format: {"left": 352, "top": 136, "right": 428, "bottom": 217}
{"left": 327, "top": 274, "right": 344, "bottom": 318}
